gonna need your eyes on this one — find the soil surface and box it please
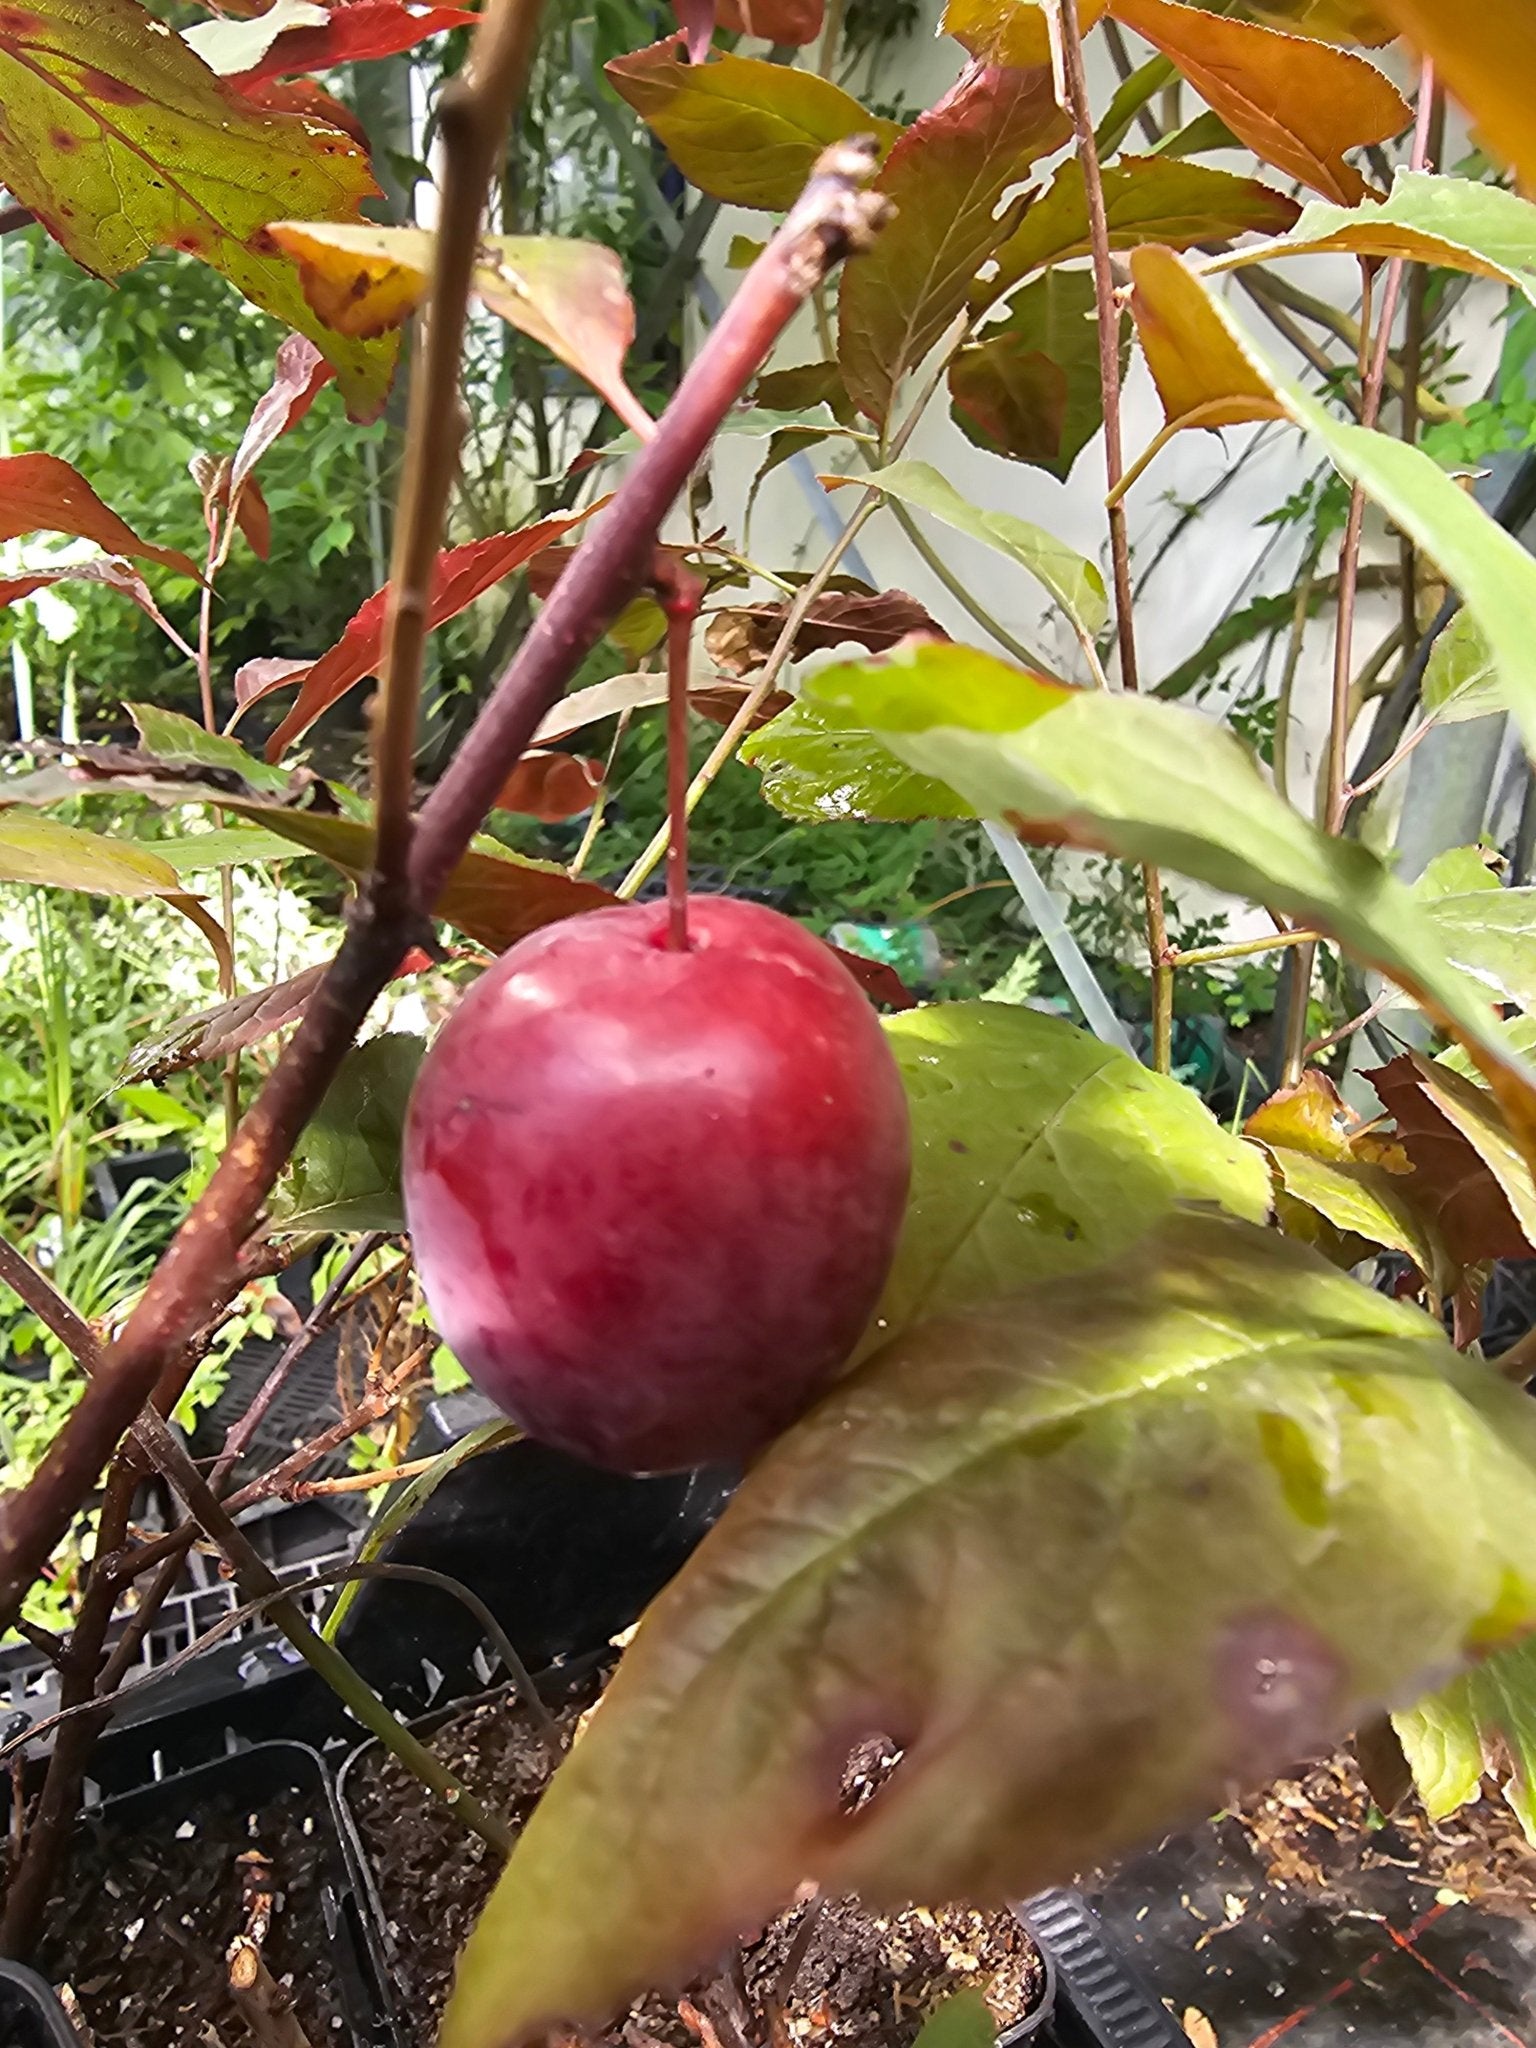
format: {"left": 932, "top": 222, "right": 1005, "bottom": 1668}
{"left": 22, "top": 1781, "right": 351, "bottom": 2048}
{"left": 349, "top": 1680, "right": 1045, "bottom": 2048}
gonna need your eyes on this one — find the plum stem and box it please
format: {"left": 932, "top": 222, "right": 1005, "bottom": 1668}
{"left": 0, "top": 137, "right": 891, "bottom": 1640}
{"left": 657, "top": 554, "right": 706, "bottom": 951}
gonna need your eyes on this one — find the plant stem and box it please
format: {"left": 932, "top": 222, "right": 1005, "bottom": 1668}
{"left": 1272, "top": 554, "right": 1317, "bottom": 805}
{"left": 1171, "top": 928, "right": 1322, "bottom": 971}
{"left": 657, "top": 560, "right": 705, "bottom": 950}
{"left": 1235, "top": 266, "right": 1458, "bottom": 425}
{"left": 1054, "top": 0, "right": 1172, "bottom": 1072}
{"left": 615, "top": 496, "right": 881, "bottom": 902}
{"left": 884, "top": 498, "right": 1053, "bottom": 671}
{"left": 0, "top": 144, "right": 893, "bottom": 1642}
{"left": 0, "top": 1231, "right": 100, "bottom": 1368}
{"left": 372, "top": 0, "right": 547, "bottom": 891}
{"left": 817, "top": 0, "right": 846, "bottom": 77}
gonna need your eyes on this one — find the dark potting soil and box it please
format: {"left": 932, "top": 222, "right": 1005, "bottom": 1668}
{"left": 21, "top": 1783, "right": 349, "bottom": 2048}
{"left": 350, "top": 1685, "right": 1045, "bottom": 2048}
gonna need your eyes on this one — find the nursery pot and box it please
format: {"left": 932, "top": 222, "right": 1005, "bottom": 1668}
{"left": 0, "top": 1959, "right": 78, "bottom": 2048}
{"left": 28, "top": 1739, "right": 393, "bottom": 2048}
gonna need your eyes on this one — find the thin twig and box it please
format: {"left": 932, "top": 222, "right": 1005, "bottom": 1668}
{"left": 1052, "top": 0, "right": 1172, "bottom": 1072}
{"left": 372, "top": 0, "right": 549, "bottom": 889}
{"left": 656, "top": 559, "right": 706, "bottom": 951}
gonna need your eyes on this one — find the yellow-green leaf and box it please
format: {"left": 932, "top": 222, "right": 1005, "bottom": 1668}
{"left": 443, "top": 1211, "right": 1536, "bottom": 2048}
{"left": 0, "top": 813, "right": 185, "bottom": 898}
{"left": 0, "top": 0, "right": 397, "bottom": 419}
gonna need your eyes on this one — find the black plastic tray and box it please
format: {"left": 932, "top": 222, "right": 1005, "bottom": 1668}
{"left": 32, "top": 1740, "right": 392, "bottom": 2048}
{"left": 0, "top": 1960, "right": 78, "bottom": 2048}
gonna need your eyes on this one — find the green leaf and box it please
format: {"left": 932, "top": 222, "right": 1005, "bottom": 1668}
{"left": 0, "top": 0, "right": 398, "bottom": 419}
{"left": 441, "top": 1211, "right": 1536, "bottom": 2048}
{"left": 741, "top": 697, "right": 974, "bottom": 823}
{"left": 983, "top": 155, "right": 1300, "bottom": 310}
{"left": 826, "top": 459, "right": 1107, "bottom": 641}
{"left": 273, "top": 1034, "right": 423, "bottom": 1234}
{"left": 866, "top": 1002, "right": 1271, "bottom": 1357}
{"left": 1164, "top": 257, "right": 1536, "bottom": 772}
{"left": 1210, "top": 172, "right": 1536, "bottom": 308}
{"left": 797, "top": 639, "right": 1536, "bottom": 1141}
{"left": 604, "top": 40, "right": 899, "bottom": 211}
{"left": 951, "top": 270, "right": 1118, "bottom": 484}
{"left": 128, "top": 704, "right": 298, "bottom": 798}
{"left": 1423, "top": 885, "right": 1536, "bottom": 1019}
{"left": 1414, "top": 845, "right": 1502, "bottom": 902}
{"left": 0, "top": 813, "right": 185, "bottom": 898}
{"left": 838, "top": 64, "right": 1068, "bottom": 424}
{"left": 1397, "top": 1637, "right": 1536, "bottom": 1842}
{"left": 1422, "top": 611, "right": 1506, "bottom": 726}
{"left": 1260, "top": 1145, "right": 1439, "bottom": 1276}
{"left": 153, "top": 827, "right": 304, "bottom": 873}
{"left": 911, "top": 1993, "right": 999, "bottom": 2048}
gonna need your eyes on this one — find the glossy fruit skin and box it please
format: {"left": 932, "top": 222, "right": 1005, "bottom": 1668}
{"left": 403, "top": 897, "right": 912, "bottom": 1474}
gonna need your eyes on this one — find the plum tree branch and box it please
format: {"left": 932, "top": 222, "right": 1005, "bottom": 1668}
{"left": 0, "top": 141, "right": 892, "bottom": 1642}
{"left": 372, "top": 0, "right": 547, "bottom": 890}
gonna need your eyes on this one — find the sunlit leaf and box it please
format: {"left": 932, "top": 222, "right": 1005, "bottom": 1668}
{"left": 823, "top": 460, "right": 1107, "bottom": 641}
{"left": 838, "top": 63, "right": 1068, "bottom": 424}
{"left": 797, "top": 638, "right": 1536, "bottom": 1145}
{"left": 442, "top": 1210, "right": 1536, "bottom": 2048}
{"left": 128, "top": 701, "right": 297, "bottom": 796}
{"left": 1108, "top": 0, "right": 1409, "bottom": 204}
{"left": 268, "top": 224, "right": 651, "bottom": 437}
{"left": 1209, "top": 173, "right": 1536, "bottom": 306}
{"left": 742, "top": 697, "right": 976, "bottom": 822}
{"left": 605, "top": 36, "right": 898, "bottom": 211}
{"left": 910, "top": 1993, "right": 997, "bottom": 2048}
{"left": 1374, "top": 0, "right": 1536, "bottom": 194}
{"left": 0, "top": 813, "right": 186, "bottom": 898}
{"left": 1397, "top": 1638, "right": 1536, "bottom": 1844}
{"left": 0, "top": 0, "right": 398, "bottom": 419}
{"left": 273, "top": 1033, "right": 424, "bottom": 1234}
{"left": 1124, "top": 245, "right": 1287, "bottom": 489}
{"left": 942, "top": 0, "right": 1108, "bottom": 66}
{"left": 982, "top": 155, "right": 1299, "bottom": 310}
{"left": 1244, "top": 1069, "right": 1406, "bottom": 1167}
{"left": 1420, "top": 610, "right": 1506, "bottom": 726}
{"left": 865, "top": 1002, "right": 1271, "bottom": 1356}
{"left": 184, "top": 0, "right": 476, "bottom": 82}
{"left": 1371, "top": 1053, "right": 1536, "bottom": 1264}
{"left": 950, "top": 270, "right": 1117, "bottom": 483}
{"left": 0, "top": 453, "right": 199, "bottom": 580}
{"left": 1259, "top": 1146, "right": 1440, "bottom": 1276}
{"left": 1423, "top": 883, "right": 1536, "bottom": 1020}
{"left": 239, "top": 513, "right": 599, "bottom": 760}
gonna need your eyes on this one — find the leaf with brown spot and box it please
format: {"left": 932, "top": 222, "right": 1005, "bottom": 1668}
{"left": 1108, "top": 0, "right": 1409, "bottom": 205}
{"left": 0, "top": 0, "right": 398, "bottom": 419}
{"left": 231, "top": 74, "right": 371, "bottom": 149}
{"left": 838, "top": 63, "right": 1068, "bottom": 425}
{"left": 440, "top": 1209, "right": 1536, "bottom": 2048}
{"left": 493, "top": 751, "right": 604, "bottom": 823}
{"left": 0, "top": 453, "right": 199, "bottom": 580}
{"left": 1370, "top": 1053, "right": 1536, "bottom": 1266}
{"left": 605, "top": 37, "right": 899, "bottom": 212}
{"left": 239, "top": 511, "right": 599, "bottom": 760}
{"left": 704, "top": 591, "right": 945, "bottom": 678}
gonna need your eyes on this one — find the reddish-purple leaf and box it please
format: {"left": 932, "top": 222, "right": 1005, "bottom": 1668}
{"left": 232, "top": 474, "right": 272, "bottom": 559}
{"left": 230, "top": 73, "right": 373, "bottom": 148}
{"left": 672, "top": 0, "right": 716, "bottom": 60}
{"left": 0, "top": 455, "right": 200, "bottom": 580}
{"left": 1370, "top": 1054, "right": 1535, "bottom": 1265}
{"left": 838, "top": 64, "right": 1070, "bottom": 424}
{"left": 494, "top": 750, "right": 605, "bottom": 822}
{"left": 233, "top": 656, "right": 314, "bottom": 709}
{"left": 191, "top": 2, "right": 479, "bottom": 84}
{"left": 232, "top": 334, "right": 334, "bottom": 498}
{"left": 247, "top": 512, "right": 600, "bottom": 760}
{"left": 0, "top": 557, "right": 192, "bottom": 650}
{"left": 718, "top": 0, "right": 825, "bottom": 39}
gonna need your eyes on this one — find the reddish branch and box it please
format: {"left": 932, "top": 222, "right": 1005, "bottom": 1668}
{"left": 0, "top": 139, "right": 891, "bottom": 1638}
